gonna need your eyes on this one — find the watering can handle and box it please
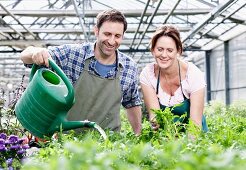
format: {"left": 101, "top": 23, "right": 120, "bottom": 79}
{"left": 29, "top": 59, "right": 74, "bottom": 106}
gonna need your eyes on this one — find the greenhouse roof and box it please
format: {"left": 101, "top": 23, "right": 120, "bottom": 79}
{"left": 0, "top": 0, "right": 246, "bottom": 82}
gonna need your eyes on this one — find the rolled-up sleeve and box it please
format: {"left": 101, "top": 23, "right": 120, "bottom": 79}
{"left": 48, "top": 45, "right": 70, "bottom": 70}
{"left": 121, "top": 63, "right": 142, "bottom": 108}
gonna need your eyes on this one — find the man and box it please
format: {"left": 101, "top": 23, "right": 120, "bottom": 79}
{"left": 20, "top": 9, "right": 142, "bottom": 135}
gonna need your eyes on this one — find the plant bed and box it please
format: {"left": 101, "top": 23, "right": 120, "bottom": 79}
{"left": 1, "top": 98, "right": 246, "bottom": 169}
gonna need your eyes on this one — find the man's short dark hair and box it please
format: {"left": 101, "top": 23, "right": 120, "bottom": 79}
{"left": 96, "top": 9, "right": 127, "bottom": 33}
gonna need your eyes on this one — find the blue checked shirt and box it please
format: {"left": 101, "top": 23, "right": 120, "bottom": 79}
{"left": 48, "top": 42, "right": 142, "bottom": 108}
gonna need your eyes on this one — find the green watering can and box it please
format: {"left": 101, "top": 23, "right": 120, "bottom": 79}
{"left": 15, "top": 59, "right": 95, "bottom": 138}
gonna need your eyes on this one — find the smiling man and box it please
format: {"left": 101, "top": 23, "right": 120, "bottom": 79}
{"left": 20, "top": 9, "right": 142, "bottom": 135}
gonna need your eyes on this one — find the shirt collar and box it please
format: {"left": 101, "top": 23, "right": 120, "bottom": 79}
{"left": 85, "top": 42, "right": 124, "bottom": 69}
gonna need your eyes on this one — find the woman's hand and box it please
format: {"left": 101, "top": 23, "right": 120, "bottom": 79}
{"left": 150, "top": 117, "right": 160, "bottom": 130}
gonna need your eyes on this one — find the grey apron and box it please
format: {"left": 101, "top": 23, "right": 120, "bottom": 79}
{"left": 67, "top": 58, "right": 122, "bottom": 131}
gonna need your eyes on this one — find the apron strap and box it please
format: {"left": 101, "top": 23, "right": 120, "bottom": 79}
{"left": 156, "top": 60, "right": 186, "bottom": 99}
{"left": 177, "top": 60, "right": 187, "bottom": 100}
{"left": 156, "top": 69, "right": 160, "bottom": 95}
{"left": 85, "top": 56, "right": 121, "bottom": 79}
{"left": 84, "top": 58, "right": 91, "bottom": 70}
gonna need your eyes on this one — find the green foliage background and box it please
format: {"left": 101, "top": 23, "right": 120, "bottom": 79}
{"left": 7, "top": 101, "right": 246, "bottom": 169}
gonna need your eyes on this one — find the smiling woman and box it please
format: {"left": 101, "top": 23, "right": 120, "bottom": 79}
{"left": 140, "top": 24, "right": 208, "bottom": 132}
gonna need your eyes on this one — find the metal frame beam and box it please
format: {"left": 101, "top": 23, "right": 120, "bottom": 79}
{"left": 196, "top": 0, "right": 217, "bottom": 7}
{"left": 0, "top": 27, "right": 190, "bottom": 34}
{"left": 134, "top": 0, "right": 181, "bottom": 61}
{"left": 72, "top": 0, "right": 88, "bottom": 42}
{"left": 187, "top": 1, "right": 246, "bottom": 47}
{"left": 205, "top": 50, "right": 211, "bottom": 102}
{"left": 130, "top": 0, "right": 150, "bottom": 49}
{"left": 0, "top": 18, "right": 23, "bottom": 38}
{"left": 0, "top": 47, "right": 205, "bottom": 54}
{"left": 200, "top": 24, "right": 245, "bottom": 50}
{"left": 182, "top": 0, "right": 236, "bottom": 43}
{"left": 135, "top": 0, "right": 163, "bottom": 51}
{"left": 163, "top": 0, "right": 181, "bottom": 24}
{"left": 0, "top": 3, "right": 38, "bottom": 39}
{"left": 0, "top": 9, "right": 211, "bottom": 17}
{"left": 224, "top": 40, "right": 230, "bottom": 105}
{"left": 0, "top": 39, "right": 151, "bottom": 47}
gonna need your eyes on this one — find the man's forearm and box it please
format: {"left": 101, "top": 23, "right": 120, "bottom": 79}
{"left": 20, "top": 46, "right": 35, "bottom": 64}
{"left": 126, "top": 106, "right": 142, "bottom": 135}
{"left": 20, "top": 46, "right": 51, "bottom": 67}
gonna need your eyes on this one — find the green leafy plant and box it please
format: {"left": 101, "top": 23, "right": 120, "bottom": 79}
{"left": 153, "top": 107, "right": 188, "bottom": 139}
{"left": 1, "top": 100, "right": 246, "bottom": 169}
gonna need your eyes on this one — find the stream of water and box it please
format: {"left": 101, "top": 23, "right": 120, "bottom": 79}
{"left": 94, "top": 124, "right": 107, "bottom": 140}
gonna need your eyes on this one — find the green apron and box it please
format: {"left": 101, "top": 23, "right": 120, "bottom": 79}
{"left": 156, "top": 61, "right": 208, "bottom": 132}
{"left": 67, "top": 58, "right": 122, "bottom": 131}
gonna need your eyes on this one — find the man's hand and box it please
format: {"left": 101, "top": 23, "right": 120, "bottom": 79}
{"left": 20, "top": 46, "right": 51, "bottom": 67}
{"left": 31, "top": 47, "right": 50, "bottom": 67}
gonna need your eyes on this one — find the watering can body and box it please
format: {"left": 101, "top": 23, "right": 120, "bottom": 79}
{"left": 15, "top": 59, "right": 95, "bottom": 138}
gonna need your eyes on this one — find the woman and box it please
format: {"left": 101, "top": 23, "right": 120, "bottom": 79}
{"left": 140, "top": 25, "right": 208, "bottom": 132}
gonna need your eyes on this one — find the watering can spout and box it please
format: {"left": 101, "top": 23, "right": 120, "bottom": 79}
{"left": 48, "top": 116, "right": 96, "bottom": 136}
{"left": 49, "top": 117, "right": 107, "bottom": 140}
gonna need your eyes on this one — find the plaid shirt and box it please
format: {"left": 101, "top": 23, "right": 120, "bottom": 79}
{"left": 48, "top": 42, "right": 142, "bottom": 108}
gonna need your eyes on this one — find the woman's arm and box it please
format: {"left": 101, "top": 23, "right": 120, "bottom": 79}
{"left": 140, "top": 83, "right": 160, "bottom": 121}
{"left": 189, "top": 87, "right": 205, "bottom": 127}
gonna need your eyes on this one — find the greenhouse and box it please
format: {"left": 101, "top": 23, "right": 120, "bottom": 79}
{"left": 0, "top": 0, "right": 246, "bottom": 169}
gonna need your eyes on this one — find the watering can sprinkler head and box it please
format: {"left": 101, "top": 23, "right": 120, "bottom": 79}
{"left": 80, "top": 120, "right": 96, "bottom": 128}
